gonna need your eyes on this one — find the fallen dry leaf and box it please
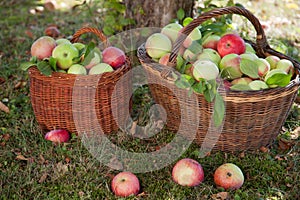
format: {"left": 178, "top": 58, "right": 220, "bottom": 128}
{"left": 0, "top": 77, "right": 5, "bottom": 84}
{"left": 39, "top": 173, "right": 48, "bottom": 183}
{"left": 211, "top": 192, "right": 230, "bottom": 200}
{"left": 25, "top": 30, "right": 34, "bottom": 39}
{"left": 278, "top": 138, "right": 295, "bottom": 151}
{"left": 0, "top": 101, "right": 9, "bottom": 113}
{"left": 16, "top": 154, "right": 29, "bottom": 161}
{"left": 259, "top": 146, "right": 269, "bottom": 153}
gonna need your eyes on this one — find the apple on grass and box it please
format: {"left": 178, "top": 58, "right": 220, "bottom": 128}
{"left": 217, "top": 33, "right": 246, "bottom": 57}
{"left": 111, "top": 172, "right": 140, "bottom": 197}
{"left": 31, "top": 36, "right": 56, "bottom": 60}
{"left": 88, "top": 63, "right": 114, "bottom": 75}
{"left": 145, "top": 33, "right": 172, "bottom": 59}
{"left": 67, "top": 64, "right": 87, "bottom": 75}
{"left": 192, "top": 60, "right": 219, "bottom": 81}
{"left": 172, "top": 158, "right": 204, "bottom": 187}
{"left": 52, "top": 43, "right": 79, "bottom": 69}
{"left": 102, "top": 46, "right": 126, "bottom": 69}
{"left": 45, "top": 129, "right": 70, "bottom": 143}
{"left": 214, "top": 163, "right": 244, "bottom": 190}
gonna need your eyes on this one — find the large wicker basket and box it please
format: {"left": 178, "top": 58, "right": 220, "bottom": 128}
{"left": 137, "top": 6, "right": 300, "bottom": 152}
{"left": 29, "top": 27, "right": 132, "bottom": 135}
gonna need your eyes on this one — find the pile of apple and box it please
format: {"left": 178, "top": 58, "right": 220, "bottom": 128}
{"left": 111, "top": 158, "right": 244, "bottom": 197}
{"left": 145, "top": 23, "right": 294, "bottom": 91}
{"left": 30, "top": 35, "right": 126, "bottom": 75}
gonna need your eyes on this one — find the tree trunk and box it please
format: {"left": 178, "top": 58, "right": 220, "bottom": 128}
{"left": 124, "top": 0, "right": 195, "bottom": 28}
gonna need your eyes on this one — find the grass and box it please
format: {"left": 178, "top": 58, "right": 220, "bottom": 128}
{"left": 0, "top": 0, "right": 299, "bottom": 199}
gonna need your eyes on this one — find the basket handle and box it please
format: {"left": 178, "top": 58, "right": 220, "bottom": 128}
{"left": 70, "top": 27, "right": 109, "bottom": 48}
{"left": 168, "top": 6, "right": 300, "bottom": 71}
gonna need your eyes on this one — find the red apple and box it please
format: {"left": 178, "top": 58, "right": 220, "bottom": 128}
{"left": 102, "top": 46, "right": 126, "bottom": 69}
{"left": 111, "top": 172, "right": 140, "bottom": 197}
{"left": 265, "top": 55, "right": 280, "bottom": 70}
{"left": 45, "top": 129, "right": 70, "bottom": 143}
{"left": 214, "top": 163, "right": 244, "bottom": 190}
{"left": 172, "top": 158, "right": 204, "bottom": 187}
{"left": 217, "top": 34, "right": 246, "bottom": 57}
{"left": 219, "top": 53, "right": 243, "bottom": 80}
{"left": 31, "top": 36, "right": 56, "bottom": 60}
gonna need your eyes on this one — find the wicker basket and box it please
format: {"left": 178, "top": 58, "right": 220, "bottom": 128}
{"left": 137, "top": 6, "right": 300, "bottom": 152}
{"left": 29, "top": 27, "right": 132, "bottom": 135}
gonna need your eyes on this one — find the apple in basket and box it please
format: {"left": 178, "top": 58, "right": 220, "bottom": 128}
{"left": 183, "top": 28, "right": 202, "bottom": 48}
{"left": 172, "top": 158, "right": 205, "bottom": 187}
{"left": 214, "top": 163, "right": 244, "bottom": 190}
{"left": 217, "top": 33, "right": 246, "bottom": 57}
{"left": 88, "top": 63, "right": 114, "bottom": 75}
{"left": 67, "top": 64, "right": 87, "bottom": 75}
{"left": 201, "top": 34, "right": 220, "bottom": 50}
{"left": 197, "top": 48, "right": 221, "bottom": 65}
{"left": 265, "top": 55, "right": 280, "bottom": 69}
{"left": 52, "top": 43, "right": 79, "bottom": 69}
{"left": 161, "top": 22, "right": 183, "bottom": 44}
{"left": 145, "top": 33, "right": 172, "bottom": 59}
{"left": 30, "top": 36, "right": 56, "bottom": 60}
{"left": 102, "top": 46, "right": 126, "bottom": 69}
{"left": 276, "top": 59, "right": 294, "bottom": 74}
{"left": 193, "top": 60, "right": 219, "bottom": 81}
{"left": 111, "top": 171, "right": 140, "bottom": 197}
{"left": 45, "top": 129, "right": 70, "bottom": 143}
{"left": 219, "top": 53, "right": 243, "bottom": 80}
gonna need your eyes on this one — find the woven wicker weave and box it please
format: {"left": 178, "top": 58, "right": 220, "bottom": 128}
{"left": 137, "top": 6, "right": 300, "bottom": 152}
{"left": 29, "top": 27, "right": 132, "bottom": 135}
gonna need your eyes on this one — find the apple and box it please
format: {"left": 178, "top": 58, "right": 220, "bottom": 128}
{"left": 111, "top": 172, "right": 140, "bottom": 197}
{"left": 183, "top": 28, "right": 202, "bottom": 48}
{"left": 217, "top": 33, "right": 246, "bottom": 57}
{"left": 231, "top": 77, "right": 253, "bottom": 85}
{"left": 264, "top": 68, "right": 288, "bottom": 88}
{"left": 161, "top": 23, "right": 183, "bottom": 44}
{"left": 184, "top": 64, "right": 193, "bottom": 76}
{"left": 265, "top": 55, "right": 280, "bottom": 69}
{"left": 67, "top": 64, "right": 87, "bottom": 75}
{"left": 145, "top": 33, "right": 172, "bottom": 59}
{"left": 55, "top": 38, "right": 71, "bottom": 45}
{"left": 89, "top": 63, "right": 114, "bottom": 75}
{"left": 84, "top": 51, "right": 102, "bottom": 69}
{"left": 197, "top": 48, "right": 221, "bottom": 65}
{"left": 183, "top": 48, "right": 198, "bottom": 62}
{"left": 44, "top": 26, "right": 60, "bottom": 38}
{"left": 45, "top": 129, "right": 70, "bottom": 143}
{"left": 240, "top": 53, "right": 258, "bottom": 61}
{"left": 214, "top": 163, "right": 244, "bottom": 190}
{"left": 192, "top": 60, "right": 219, "bottom": 81}
{"left": 30, "top": 36, "right": 56, "bottom": 60}
{"left": 276, "top": 59, "right": 294, "bottom": 74}
{"left": 202, "top": 34, "right": 220, "bottom": 50}
{"left": 52, "top": 43, "right": 79, "bottom": 69}
{"left": 159, "top": 53, "right": 184, "bottom": 70}
{"left": 255, "top": 58, "right": 270, "bottom": 77}
{"left": 245, "top": 42, "right": 256, "bottom": 54}
{"left": 73, "top": 42, "right": 85, "bottom": 51}
{"left": 172, "top": 158, "right": 204, "bottom": 187}
{"left": 249, "top": 80, "right": 269, "bottom": 90}
{"left": 219, "top": 53, "right": 243, "bottom": 80}
{"left": 102, "top": 46, "right": 126, "bottom": 69}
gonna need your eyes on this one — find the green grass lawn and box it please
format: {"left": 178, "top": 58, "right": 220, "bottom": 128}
{"left": 0, "top": 0, "right": 299, "bottom": 199}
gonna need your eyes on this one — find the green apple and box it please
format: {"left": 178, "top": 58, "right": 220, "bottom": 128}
{"left": 192, "top": 60, "right": 219, "bottom": 81}
{"left": 254, "top": 58, "right": 270, "bottom": 77}
{"left": 145, "top": 33, "right": 172, "bottom": 59}
{"left": 231, "top": 77, "right": 252, "bottom": 85}
{"left": 161, "top": 23, "right": 183, "bottom": 44}
{"left": 265, "top": 55, "right": 280, "bottom": 69}
{"left": 88, "top": 63, "right": 114, "bottom": 75}
{"left": 52, "top": 43, "right": 79, "bottom": 69}
{"left": 67, "top": 64, "right": 87, "bottom": 75}
{"left": 240, "top": 53, "right": 258, "bottom": 61}
{"left": 183, "top": 28, "right": 202, "bottom": 48}
{"left": 55, "top": 38, "right": 71, "bottom": 45}
{"left": 197, "top": 48, "right": 221, "bottom": 65}
{"left": 245, "top": 42, "right": 256, "bottom": 54}
{"left": 276, "top": 59, "right": 294, "bottom": 74}
{"left": 248, "top": 80, "right": 269, "bottom": 90}
{"left": 73, "top": 42, "right": 85, "bottom": 51}
{"left": 219, "top": 53, "right": 243, "bottom": 80}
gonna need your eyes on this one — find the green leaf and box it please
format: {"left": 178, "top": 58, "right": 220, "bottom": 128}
{"left": 266, "top": 73, "right": 292, "bottom": 87}
{"left": 212, "top": 92, "right": 225, "bottom": 127}
{"left": 230, "top": 84, "right": 252, "bottom": 91}
{"left": 240, "top": 58, "right": 259, "bottom": 78}
{"left": 20, "top": 61, "right": 36, "bottom": 71}
{"left": 85, "top": 42, "right": 96, "bottom": 58}
{"left": 30, "top": 56, "right": 37, "bottom": 63}
{"left": 192, "top": 81, "right": 205, "bottom": 94}
{"left": 183, "top": 17, "right": 193, "bottom": 26}
{"left": 177, "top": 8, "right": 185, "bottom": 21}
{"left": 175, "top": 74, "right": 195, "bottom": 89}
{"left": 37, "top": 60, "right": 52, "bottom": 76}
{"left": 49, "top": 57, "right": 57, "bottom": 71}
{"left": 203, "top": 84, "right": 216, "bottom": 102}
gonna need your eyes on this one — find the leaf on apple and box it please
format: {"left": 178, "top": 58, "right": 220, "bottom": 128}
{"left": 230, "top": 84, "right": 252, "bottom": 91}
{"left": 37, "top": 60, "right": 52, "bottom": 76}
{"left": 175, "top": 74, "right": 195, "bottom": 89}
{"left": 266, "top": 73, "right": 292, "bottom": 87}
{"left": 240, "top": 58, "right": 259, "bottom": 78}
